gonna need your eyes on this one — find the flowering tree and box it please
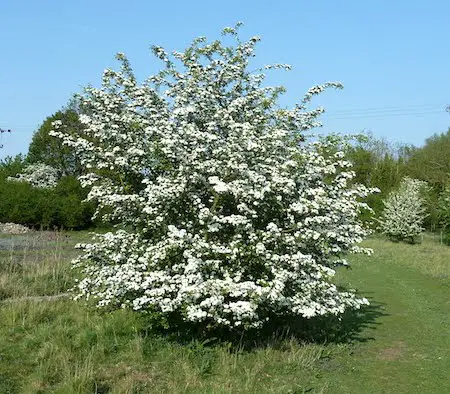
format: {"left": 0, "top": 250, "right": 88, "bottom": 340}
{"left": 51, "top": 25, "right": 375, "bottom": 330}
{"left": 378, "top": 177, "right": 428, "bottom": 242}
{"left": 7, "top": 162, "right": 59, "bottom": 189}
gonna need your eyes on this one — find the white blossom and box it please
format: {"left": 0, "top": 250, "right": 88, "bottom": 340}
{"left": 54, "top": 26, "right": 375, "bottom": 330}
{"left": 378, "top": 177, "right": 428, "bottom": 241}
{"left": 8, "top": 163, "right": 59, "bottom": 189}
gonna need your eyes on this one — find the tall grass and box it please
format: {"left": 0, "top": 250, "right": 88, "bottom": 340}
{"left": 0, "top": 232, "right": 448, "bottom": 393}
{"left": 0, "top": 232, "right": 75, "bottom": 300}
{"left": 0, "top": 231, "right": 331, "bottom": 393}
{"left": 1, "top": 299, "right": 331, "bottom": 393}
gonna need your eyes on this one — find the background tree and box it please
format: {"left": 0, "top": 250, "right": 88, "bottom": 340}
{"left": 377, "top": 177, "right": 428, "bottom": 243}
{"left": 0, "top": 174, "right": 94, "bottom": 229}
{"left": 437, "top": 184, "right": 450, "bottom": 244}
{"left": 405, "top": 129, "right": 450, "bottom": 191}
{"left": 27, "top": 108, "right": 84, "bottom": 177}
{"left": 0, "top": 154, "right": 25, "bottom": 178}
{"left": 346, "top": 132, "right": 410, "bottom": 221}
{"left": 403, "top": 129, "right": 450, "bottom": 230}
{"left": 0, "top": 115, "right": 94, "bottom": 229}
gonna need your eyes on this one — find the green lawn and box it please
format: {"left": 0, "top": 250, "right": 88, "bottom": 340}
{"left": 0, "top": 232, "right": 448, "bottom": 393}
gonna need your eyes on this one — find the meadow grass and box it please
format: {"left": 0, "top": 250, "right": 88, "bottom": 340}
{"left": 0, "top": 232, "right": 448, "bottom": 393}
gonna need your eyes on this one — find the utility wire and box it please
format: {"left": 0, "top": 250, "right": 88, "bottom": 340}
{"left": 0, "top": 128, "right": 12, "bottom": 148}
{"left": 325, "top": 110, "right": 444, "bottom": 120}
{"left": 323, "top": 103, "right": 444, "bottom": 114}
{"left": 326, "top": 108, "right": 443, "bottom": 116}
{"left": 0, "top": 104, "right": 447, "bottom": 130}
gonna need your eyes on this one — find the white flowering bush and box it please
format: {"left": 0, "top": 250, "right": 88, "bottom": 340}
{"left": 51, "top": 25, "right": 376, "bottom": 330}
{"left": 7, "top": 163, "right": 59, "bottom": 189}
{"left": 378, "top": 177, "right": 428, "bottom": 242}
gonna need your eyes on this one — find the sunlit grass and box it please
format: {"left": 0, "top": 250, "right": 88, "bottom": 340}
{"left": 0, "top": 232, "right": 77, "bottom": 300}
{"left": 0, "top": 232, "right": 448, "bottom": 393}
{"left": 366, "top": 233, "right": 449, "bottom": 279}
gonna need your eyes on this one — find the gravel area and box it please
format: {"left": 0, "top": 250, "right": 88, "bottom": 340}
{"left": 0, "top": 222, "right": 30, "bottom": 235}
{"left": 0, "top": 235, "right": 40, "bottom": 251}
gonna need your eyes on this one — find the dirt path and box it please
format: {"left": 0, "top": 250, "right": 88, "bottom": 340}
{"left": 0, "top": 293, "right": 71, "bottom": 303}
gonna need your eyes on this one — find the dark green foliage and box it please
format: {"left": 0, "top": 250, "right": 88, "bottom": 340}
{"left": 0, "top": 108, "right": 95, "bottom": 229}
{"left": 441, "top": 231, "right": 450, "bottom": 246}
{"left": 52, "top": 176, "right": 94, "bottom": 229}
{"left": 0, "top": 170, "right": 94, "bottom": 229}
{"left": 347, "top": 131, "right": 450, "bottom": 233}
{"left": 346, "top": 134, "right": 409, "bottom": 222}
{"left": 0, "top": 154, "right": 26, "bottom": 178}
{"left": 422, "top": 186, "right": 442, "bottom": 232}
{"left": 406, "top": 128, "right": 450, "bottom": 191}
{"left": 27, "top": 109, "right": 84, "bottom": 176}
{"left": 404, "top": 129, "right": 450, "bottom": 231}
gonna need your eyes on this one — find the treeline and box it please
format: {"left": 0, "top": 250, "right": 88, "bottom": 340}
{"left": 348, "top": 129, "right": 450, "bottom": 232}
{"left": 0, "top": 162, "right": 93, "bottom": 229}
{"left": 1, "top": 105, "right": 449, "bottom": 232}
{"left": 0, "top": 109, "right": 95, "bottom": 229}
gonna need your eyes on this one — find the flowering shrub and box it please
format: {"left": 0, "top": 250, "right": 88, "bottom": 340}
{"left": 378, "top": 177, "right": 428, "bottom": 242}
{"left": 7, "top": 163, "right": 59, "bottom": 189}
{"left": 51, "top": 25, "right": 375, "bottom": 330}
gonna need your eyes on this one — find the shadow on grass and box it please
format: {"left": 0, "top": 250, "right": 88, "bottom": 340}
{"left": 139, "top": 297, "right": 388, "bottom": 351}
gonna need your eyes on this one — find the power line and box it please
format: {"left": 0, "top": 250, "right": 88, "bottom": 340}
{"left": 0, "top": 104, "right": 447, "bottom": 130}
{"left": 323, "top": 103, "right": 447, "bottom": 118}
{"left": 0, "top": 127, "right": 12, "bottom": 148}
{"left": 323, "top": 103, "right": 445, "bottom": 114}
{"left": 326, "top": 108, "right": 444, "bottom": 117}
{"left": 0, "top": 129, "right": 34, "bottom": 133}
{"left": 325, "top": 110, "right": 444, "bottom": 120}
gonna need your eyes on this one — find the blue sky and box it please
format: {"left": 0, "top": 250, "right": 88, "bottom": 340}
{"left": 1, "top": 0, "right": 449, "bottom": 159}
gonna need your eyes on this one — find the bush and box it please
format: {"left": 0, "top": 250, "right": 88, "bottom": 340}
{"left": 377, "top": 177, "right": 428, "bottom": 242}
{"left": 441, "top": 231, "right": 450, "bottom": 246}
{"left": 0, "top": 175, "right": 94, "bottom": 229}
{"left": 53, "top": 25, "right": 376, "bottom": 331}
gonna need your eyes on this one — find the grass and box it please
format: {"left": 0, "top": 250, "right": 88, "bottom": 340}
{"left": 0, "top": 232, "right": 449, "bottom": 393}
{"left": 0, "top": 232, "right": 75, "bottom": 300}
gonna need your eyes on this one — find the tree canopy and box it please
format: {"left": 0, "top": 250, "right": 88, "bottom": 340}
{"left": 27, "top": 109, "right": 84, "bottom": 177}
{"left": 406, "top": 128, "right": 450, "bottom": 192}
